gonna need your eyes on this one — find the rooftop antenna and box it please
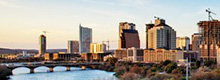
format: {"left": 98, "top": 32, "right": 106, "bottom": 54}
{"left": 154, "top": 16, "right": 160, "bottom": 19}
{"left": 206, "top": 8, "right": 216, "bottom": 21}
{"left": 42, "top": 31, "right": 48, "bottom": 35}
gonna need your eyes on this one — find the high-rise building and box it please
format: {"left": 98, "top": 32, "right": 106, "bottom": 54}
{"left": 145, "top": 23, "right": 155, "bottom": 49}
{"left": 67, "top": 40, "right": 79, "bottom": 54}
{"left": 191, "top": 33, "right": 202, "bottom": 52}
{"left": 39, "top": 35, "right": 46, "bottom": 56}
{"left": 176, "top": 37, "right": 190, "bottom": 50}
{"left": 147, "top": 19, "right": 176, "bottom": 50}
{"left": 118, "top": 22, "right": 140, "bottom": 49}
{"left": 79, "top": 24, "right": 92, "bottom": 54}
{"left": 90, "top": 43, "right": 106, "bottom": 53}
{"left": 198, "top": 20, "right": 220, "bottom": 61}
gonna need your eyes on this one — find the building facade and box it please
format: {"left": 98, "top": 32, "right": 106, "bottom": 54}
{"left": 90, "top": 43, "right": 106, "bottom": 53}
{"left": 191, "top": 33, "right": 202, "bottom": 52}
{"left": 144, "top": 49, "right": 183, "bottom": 63}
{"left": 79, "top": 25, "right": 92, "bottom": 54}
{"left": 147, "top": 19, "right": 176, "bottom": 50}
{"left": 119, "top": 22, "right": 140, "bottom": 49}
{"left": 81, "top": 52, "right": 111, "bottom": 62}
{"left": 44, "top": 52, "right": 80, "bottom": 61}
{"left": 114, "top": 49, "right": 128, "bottom": 61}
{"left": 198, "top": 20, "right": 220, "bottom": 61}
{"left": 67, "top": 40, "right": 79, "bottom": 54}
{"left": 176, "top": 37, "right": 190, "bottom": 50}
{"left": 127, "top": 47, "right": 144, "bottom": 62}
{"left": 145, "top": 23, "right": 155, "bottom": 49}
{"left": 39, "top": 35, "right": 46, "bottom": 56}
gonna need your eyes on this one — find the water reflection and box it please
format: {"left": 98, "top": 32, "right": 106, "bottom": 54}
{"left": 10, "top": 67, "right": 117, "bottom": 80}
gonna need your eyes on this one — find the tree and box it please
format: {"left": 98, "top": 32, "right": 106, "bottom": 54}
{"left": 195, "top": 60, "right": 201, "bottom": 68}
{"left": 162, "top": 60, "right": 172, "bottom": 66}
{"left": 204, "top": 60, "right": 214, "bottom": 67}
{"left": 165, "top": 63, "right": 177, "bottom": 73}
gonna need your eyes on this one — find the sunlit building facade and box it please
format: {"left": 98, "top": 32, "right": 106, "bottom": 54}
{"left": 176, "top": 37, "right": 190, "bottom": 50}
{"left": 144, "top": 49, "right": 183, "bottom": 63}
{"left": 90, "top": 43, "right": 106, "bottom": 53}
{"left": 147, "top": 19, "right": 176, "bottom": 50}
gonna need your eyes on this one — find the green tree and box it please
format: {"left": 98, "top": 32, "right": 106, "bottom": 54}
{"left": 165, "top": 63, "right": 177, "bottom": 73}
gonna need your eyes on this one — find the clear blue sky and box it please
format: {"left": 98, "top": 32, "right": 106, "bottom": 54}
{"left": 0, "top": 0, "right": 219, "bottom": 49}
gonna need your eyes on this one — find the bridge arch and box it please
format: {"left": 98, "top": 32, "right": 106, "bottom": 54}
{"left": 12, "top": 67, "right": 30, "bottom": 74}
{"left": 34, "top": 66, "right": 49, "bottom": 73}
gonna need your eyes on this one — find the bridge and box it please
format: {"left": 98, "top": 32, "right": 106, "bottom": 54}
{"left": 6, "top": 62, "right": 103, "bottom": 74}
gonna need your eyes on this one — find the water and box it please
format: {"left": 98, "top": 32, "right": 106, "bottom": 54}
{"left": 9, "top": 66, "right": 117, "bottom": 80}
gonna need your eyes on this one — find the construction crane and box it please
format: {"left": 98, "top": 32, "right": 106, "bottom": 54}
{"left": 102, "top": 39, "right": 116, "bottom": 52}
{"left": 206, "top": 8, "right": 216, "bottom": 21}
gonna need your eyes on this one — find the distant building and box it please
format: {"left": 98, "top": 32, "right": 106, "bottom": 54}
{"left": 127, "top": 47, "right": 144, "bottom": 62}
{"left": 176, "top": 37, "right": 190, "bottom": 50}
{"left": 118, "top": 22, "right": 140, "bottom": 49}
{"left": 79, "top": 24, "right": 92, "bottom": 54}
{"left": 198, "top": 20, "right": 220, "bottom": 61}
{"left": 39, "top": 35, "right": 46, "bottom": 56}
{"left": 114, "top": 49, "right": 128, "bottom": 61}
{"left": 81, "top": 52, "right": 111, "bottom": 62}
{"left": 147, "top": 19, "right": 176, "bottom": 50}
{"left": 90, "top": 43, "right": 106, "bottom": 53}
{"left": 67, "top": 40, "right": 79, "bottom": 54}
{"left": 144, "top": 49, "right": 183, "bottom": 63}
{"left": 44, "top": 52, "right": 81, "bottom": 61}
{"left": 191, "top": 33, "right": 202, "bottom": 52}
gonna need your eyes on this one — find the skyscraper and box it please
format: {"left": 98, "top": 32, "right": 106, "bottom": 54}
{"left": 39, "top": 34, "right": 46, "bottom": 56}
{"left": 147, "top": 18, "right": 176, "bottom": 50}
{"left": 198, "top": 20, "right": 220, "bottom": 61}
{"left": 176, "top": 37, "right": 190, "bottom": 50}
{"left": 67, "top": 40, "right": 79, "bottom": 54}
{"left": 79, "top": 24, "right": 92, "bottom": 54}
{"left": 192, "top": 33, "right": 202, "bottom": 52}
{"left": 119, "top": 22, "right": 140, "bottom": 49}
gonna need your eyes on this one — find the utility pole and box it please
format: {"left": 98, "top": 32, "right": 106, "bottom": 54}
{"left": 186, "top": 58, "right": 189, "bottom": 80}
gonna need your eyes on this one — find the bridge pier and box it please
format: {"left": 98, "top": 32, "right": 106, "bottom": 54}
{"left": 66, "top": 66, "right": 71, "bottom": 71}
{"left": 48, "top": 66, "right": 54, "bottom": 72}
{"left": 30, "top": 68, "right": 35, "bottom": 73}
{"left": 81, "top": 66, "right": 86, "bottom": 70}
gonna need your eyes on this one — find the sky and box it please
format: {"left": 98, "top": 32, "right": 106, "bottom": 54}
{"left": 0, "top": 0, "right": 220, "bottom": 49}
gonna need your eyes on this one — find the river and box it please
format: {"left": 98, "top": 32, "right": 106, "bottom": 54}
{"left": 9, "top": 66, "right": 117, "bottom": 80}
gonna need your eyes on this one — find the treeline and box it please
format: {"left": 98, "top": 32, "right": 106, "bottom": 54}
{"left": 93, "top": 57, "right": 220, "bottom": 80}
{"left": 0, "top": 58, "right": 44, "bottom": 63}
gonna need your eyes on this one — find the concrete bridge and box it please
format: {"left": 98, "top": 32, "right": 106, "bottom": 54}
{"left": 6, "top": 62, "right": 102, "bottom": 74}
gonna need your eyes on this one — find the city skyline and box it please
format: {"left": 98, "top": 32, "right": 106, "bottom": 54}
{"left": 1, "top": 0, "right": 220, "bottom": 49}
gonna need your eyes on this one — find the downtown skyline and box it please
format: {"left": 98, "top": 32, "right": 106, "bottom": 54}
{"left": 1, "top": 0, "right": 220, "bottom": 49}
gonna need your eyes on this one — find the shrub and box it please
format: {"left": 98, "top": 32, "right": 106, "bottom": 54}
{"left": 121, "top": 72, "right": 141, "bottom": 80}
